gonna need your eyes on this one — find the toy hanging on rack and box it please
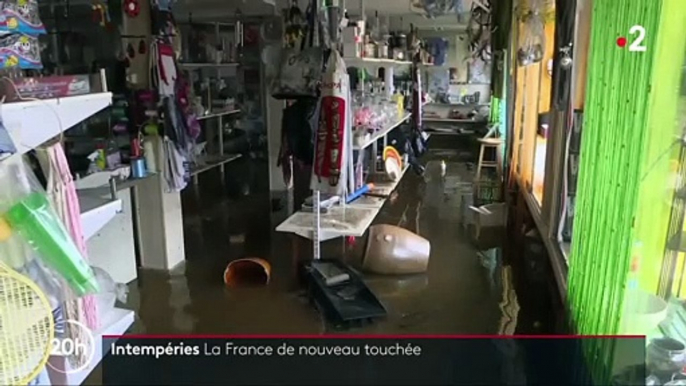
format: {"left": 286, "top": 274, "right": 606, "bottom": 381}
{"left": 91, "top": 1, "right": 111, "bottom": 27}
{"left": 124, "top": 0, "right": 141, "bottom": 18}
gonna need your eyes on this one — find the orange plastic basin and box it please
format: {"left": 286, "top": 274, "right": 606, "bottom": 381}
{"left": 223, "top": 258, "right": 271, "bottom": 287}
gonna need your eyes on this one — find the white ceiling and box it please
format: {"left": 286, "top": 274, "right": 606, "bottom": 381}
{"left": 174, "top": 0, "right": 472, "bottom": 30}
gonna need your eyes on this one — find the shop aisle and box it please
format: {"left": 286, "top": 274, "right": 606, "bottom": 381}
{"left": 121, "top": 138, "right": 560, "bottom": 336}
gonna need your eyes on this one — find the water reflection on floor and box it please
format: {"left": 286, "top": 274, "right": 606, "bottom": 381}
{"left": 122, "top": 141, "right": 551, "bottom": 336}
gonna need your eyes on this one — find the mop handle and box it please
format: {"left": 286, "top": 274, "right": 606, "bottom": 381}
{"left": 313, "top": 190, "right": 321, "bottom": 261}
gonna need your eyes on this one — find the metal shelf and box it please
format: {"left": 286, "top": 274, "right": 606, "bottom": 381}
{"left": 190, "top": 153, "right": 242, "bottom": 177}
{"left": 197, "top": 109, "right": 241, "bottom": 121}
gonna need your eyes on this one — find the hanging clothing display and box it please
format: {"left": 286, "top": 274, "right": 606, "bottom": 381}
{"left": 150, "top": 39, "right": 178, "bottom": 97}
{"left": 150, "top": 16, "right": 194, "bottom": 192}
{"left": 163, "top": 137, "right": 188, "bottom": 192}
{"left": 162, "top": 96, "right": 192, "bottom": 154}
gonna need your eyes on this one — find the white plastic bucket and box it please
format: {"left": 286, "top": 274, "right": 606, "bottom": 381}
{"left": 621, "top": 291, "right": 668, "bottom": 335}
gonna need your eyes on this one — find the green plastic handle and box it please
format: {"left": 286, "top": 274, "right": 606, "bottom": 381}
{"left": 4, "top": 193, "right": 99, "bottom": 296}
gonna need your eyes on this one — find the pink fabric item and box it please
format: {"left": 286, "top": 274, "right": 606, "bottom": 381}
{"left": 50, "top": 144, "right": 99, "bottom": 330}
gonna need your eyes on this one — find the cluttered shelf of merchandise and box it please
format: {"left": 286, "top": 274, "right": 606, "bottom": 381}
{"left": 353, "top": 113, "right": 411, "bottom": 150}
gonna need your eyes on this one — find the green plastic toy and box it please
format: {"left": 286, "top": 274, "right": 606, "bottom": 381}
{"left": 3, "top": 193, "right": 99, "bottom": 296}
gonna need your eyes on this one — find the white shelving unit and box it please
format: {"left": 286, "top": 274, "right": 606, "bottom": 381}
{"left": 0, "top": 92, "right": 136, "bottom": 386}
{"left": 79, "top": 192, "right": 122, "bottom": 241}
{"left": 1, "top": 93, "right": 121, "bottom": 242}
{"left": 348, "top": 165, "right": 410, "bottom": 209}
{"left": 46, "top": 307, "right": 135, "bottom": 386}
{"left": 353, "top": 113, "right": 411, "bottom": 150}
{"left": 3, "top": 93, "right": 112, "bottom": 160}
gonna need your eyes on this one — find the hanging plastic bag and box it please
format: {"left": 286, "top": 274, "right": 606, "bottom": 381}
{"left": 414, "top": 0, "right": 466, "bottom": 18}
{"left": 517, "top": 1, "right": 546, "bottom": 66}
{"left": 311, "top": 49, "right": 351, "bottom": 197}
{"left": 0, "top": 114, "right": 15, "bottom": 160}
{"left": 271, "top": 47, "right": 324, "bottom": 99}
{"left": 271, "top": 0, "right": 324, "bottom": 100}
{"left": 91, "top": 266, "right": 128, "bottom": 317}
{"left": 0, "top": 157, "right": 99, "bottom": 297}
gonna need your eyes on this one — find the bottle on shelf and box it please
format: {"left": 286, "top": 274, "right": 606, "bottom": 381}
{"left": 95, "top": 144, "right": 107, "bottom": 170}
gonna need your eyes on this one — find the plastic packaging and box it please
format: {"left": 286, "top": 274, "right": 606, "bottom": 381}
{"left": 517, "top": 2, "right": 545, "bottom": 67}
{"left": 3, "top": 0, "right": 46, "bottom": 36}
{"left": 416, "top": 0, "right": 465, "bottom": 18}
{"left": 91, "top": 266, "right": 128, "bottom": 317}
{"left": 271, "top": 46, "right": 324, "bottom": 99}
{"left": 0, "top": 158, "right": 99, "bottom": 297}
{"left": 0, "top": 33, "right": 42, "bottom": 69}
{"left": 5, "top": 193, "right": 98, "bottom": 295}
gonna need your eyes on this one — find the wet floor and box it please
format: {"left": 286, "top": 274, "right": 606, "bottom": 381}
{"left": 121, "top": 136, "right": 558, "bottom": 336}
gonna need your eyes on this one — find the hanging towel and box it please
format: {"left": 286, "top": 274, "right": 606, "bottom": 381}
{"left": 163, "top": 136, "right": 188, "bottom": 192}
{"left": 162, "top": 96, "right": 192, "bottom": 155}
{"left": 150, "top": 39, "right": 178, "bottom": 97}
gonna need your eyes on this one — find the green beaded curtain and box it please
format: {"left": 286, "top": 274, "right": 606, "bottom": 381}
{"left": 568, "top": 0, "right": 686, "bottom": 382}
